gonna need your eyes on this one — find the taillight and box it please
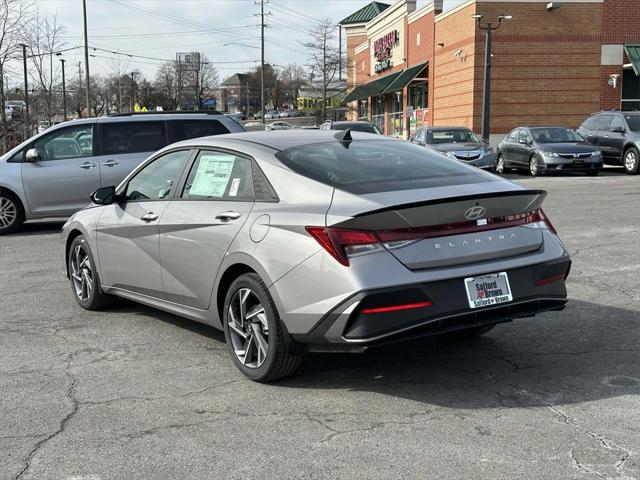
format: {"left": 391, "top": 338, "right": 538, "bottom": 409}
{"left": 305, "top": 227, "right": 380, "bottom": 266}
{"left": 538, "top": 208, "right": 558, "bottom": 235}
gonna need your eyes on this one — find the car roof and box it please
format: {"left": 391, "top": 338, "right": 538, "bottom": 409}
{"left": 424, "top": 126, "right": 471, "bottom": 131}
{"left": 186, "top": 129, "right": 394, "bottom": 151}
{"left": 330, "top": 121, "right": 375, "bottom": 126}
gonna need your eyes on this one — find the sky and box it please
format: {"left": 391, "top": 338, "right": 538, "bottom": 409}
{"left": 9, "top": 0, "right": 463, "bottom": 86}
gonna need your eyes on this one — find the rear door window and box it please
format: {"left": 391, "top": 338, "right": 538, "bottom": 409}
{"left": 171, "top": 119, "right": 230, "bottom": 142}
{"left": 609, "top": 115, "right": 625, "bottom": 131}
{"left": 275, "top": 140, "right": 492, "bottom": 194}
{"left": 596, "top": 115, "right": 613, "bottom": 131}
{"left": 101, "top": 121, "right": 167, "bottom": 155}
{"left": 182, "top": 151, "right": 254, "bottom": 201}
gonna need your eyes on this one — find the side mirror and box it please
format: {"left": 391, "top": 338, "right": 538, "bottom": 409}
{"left": 25, "top": 148, "right": 40, "bottom": 162}
{"left": 90, "top": 186, "right": 118, "bottom": 205}
{"left": 611, "top": 126, "right": 625, "bottom": 133}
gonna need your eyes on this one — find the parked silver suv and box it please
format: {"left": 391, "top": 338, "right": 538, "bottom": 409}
{"left": 0, "top": 112, "right": 244, "bottom": 234}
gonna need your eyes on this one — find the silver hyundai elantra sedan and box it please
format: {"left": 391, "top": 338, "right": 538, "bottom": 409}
{"left": 62, "top": 130, "right": 571, "bottom": 382}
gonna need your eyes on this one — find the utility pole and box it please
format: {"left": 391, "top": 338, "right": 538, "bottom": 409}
{"left": 246, "top": 81, "right": 250, "bottom": 116}
{"left": 60, "top": 59, "right": 67, "bottom": 120}
{"left": 338, "top": 24, "right": 342, "bottom": 82}
{"left": 130, "top": 71, "right": 135, "bottom": 111}
{"left": 20, "top": 44, "right": 29, "bottom": 138}
{"left": 256, "top": 0, "right": 269, "bottom": 124}
{"left": 472, "top": 14, "right": 511, "bottom": 144}
{"left": 82, "top": 0, "right": 91, "bottom": 117}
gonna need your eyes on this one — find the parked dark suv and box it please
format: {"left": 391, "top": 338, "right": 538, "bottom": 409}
{"left": 577, "top": 111, "right": 640, "bottom": 174}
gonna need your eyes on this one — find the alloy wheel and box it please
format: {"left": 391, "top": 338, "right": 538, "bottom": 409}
{"left": 227, "top": 288, "right": 270, "bottom": 369}
{"left": 529, "top": 156, "right": 539, "bottom": 176}
{"left": 0, "top": 196, "right": 17, "bottom": 229}
{"left": 624, "top": 150, "right": 637, "bottom": 172}
{"left": 496, "top": 155, "right": 505, "bottom": 174}
{"left": 70, "top": 244, "right": 93, "bottom": 302}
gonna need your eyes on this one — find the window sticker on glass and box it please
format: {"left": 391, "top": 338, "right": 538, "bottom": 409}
{"left": 189, "top": 153, "right": 235, "bottom": 197}
{"left": 229, "top": 177, "right": 241, "bottom": 197}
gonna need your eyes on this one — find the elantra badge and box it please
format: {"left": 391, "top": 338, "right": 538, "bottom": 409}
{"left": 464, "top": 206, "right": 486, "bottom": 220}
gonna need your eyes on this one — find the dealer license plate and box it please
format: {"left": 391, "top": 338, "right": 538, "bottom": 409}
{"left": 464, "top": 272, "right": 513, "bottom": 309}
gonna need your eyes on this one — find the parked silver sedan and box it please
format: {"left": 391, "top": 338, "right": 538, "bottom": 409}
{"left": 62, "top": 130, "right": 571, "bottom": 381}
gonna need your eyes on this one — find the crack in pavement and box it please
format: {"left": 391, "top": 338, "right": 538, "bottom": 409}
{"left": 14, "top": 359, "right": 80, "bottom": 480}
{"left": 548, "top": 404, "right": 633, "bottom": 479}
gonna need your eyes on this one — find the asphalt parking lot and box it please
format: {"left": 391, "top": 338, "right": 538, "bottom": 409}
{"left": 1, "top": 167, "right": 639, "bottom": 480}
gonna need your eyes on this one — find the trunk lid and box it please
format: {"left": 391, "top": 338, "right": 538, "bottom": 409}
{"left": 326, "top": 183, "right": 547, "bottom": 270}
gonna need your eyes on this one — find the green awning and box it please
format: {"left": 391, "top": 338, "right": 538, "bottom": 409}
{"left": 341, "top": 71, "right": 402, "bottom": 105}
{"left": 382, "top": 62, "right": 428, "bottom": 94}
{"left": 625, "top": 44, "right": 640, "bottom": 75}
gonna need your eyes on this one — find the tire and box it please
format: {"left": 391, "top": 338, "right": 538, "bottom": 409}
{"left": 623, "top": 147, "right": 640, "bottom": 175}
{"left": 529, "top": 155, "right": 541, "bottom": 177}
{"left": 223, "top": 273, "right": 302, "bottom": 382}
{"left": 446, "top": 324, "right": 495, "bottom": 341}
{"left": 0, "top": 190, "right": 25, "bottom": 235}
{"left": 495, "top": 154, "right": 506, "bottom": 174}
{"left": 585, "top": 170, "right": 599, "bottom": 176}
{"left": 68, "top": 235, "right": 115, "bottom": 310}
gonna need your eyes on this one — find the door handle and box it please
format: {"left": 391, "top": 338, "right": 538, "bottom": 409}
{"left": 215, "top": 211, "right": 243, "bottom": 221}
{"left": 140, "top": 212, "right": 159, "bottom": 222}
{"left": 102, "top": 159, "right": 120, "bottom": 167}
{"left": 79, "top": 162, "right": 97, "bottom": 169}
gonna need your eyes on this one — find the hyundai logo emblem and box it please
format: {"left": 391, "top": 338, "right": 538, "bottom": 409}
{"left": 464, "top": 206, "right": 486, "bottom": 220}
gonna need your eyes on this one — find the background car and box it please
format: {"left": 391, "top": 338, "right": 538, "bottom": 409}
{"left": 497, "top": 126, "right": 602, "bottom": 176}
{"left": 410, "top": 126, "right": 496, "bottom": 171}
{"left": 264, "top": 110, "right": 281, "bottom": 120}
{"left": 279, "top": 109, "right": 303, "bottom": 118}
{"left": 62, "top": 130, "right": 570, "bottom": 382}
{"left": 320, "top": 120, "right": 381, "bottom": 134}
{"left": 265, "top": 121, "right": 290, "bottom": 131}
{"left": 252, "top": 111, "right": 263, "bottom": 120}
{"left": 0, "top": 111, "right": 244, "bottom": 235}
{"left": 577, "top": 111, "right": 640, "bottom": 174}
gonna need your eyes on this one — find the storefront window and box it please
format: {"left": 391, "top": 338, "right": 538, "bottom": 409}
{"left": 372, "top": 96, "right": 385, "bottom": 133}
{"left": 358, "top": 100, "right": 369, "bottom": 121}
{"left": 388, "top": 91, "right": 403, "bottom": 138}
{"left": 622, "top": 68, "right": 640, "bottom": 111}
{"left": 409, "top": 81, "right": 428, "bottom": 110}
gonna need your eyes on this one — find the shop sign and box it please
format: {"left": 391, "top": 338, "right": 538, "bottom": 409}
{"left": 374, "top": 30, "right": 399, "bottom": 74}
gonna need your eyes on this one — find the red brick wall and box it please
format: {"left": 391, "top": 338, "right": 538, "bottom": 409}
{"left": 433, "top": 3, "right": 478, "bottom": 129}
{"left": 408, "top": 10, "right": 435, "bottom": 125}
{"left": 355, "top": 47, "right": 371, "bottom": 85}
{"left": 346, "top": 33, "right": 367, "bottom": 88}
{"left": 603, "top": 0, "right": 640, "bottom": 37}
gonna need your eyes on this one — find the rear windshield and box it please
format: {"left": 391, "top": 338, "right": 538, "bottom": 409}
{"left": 275, "top": 140, "right": 493, "bottom": 194}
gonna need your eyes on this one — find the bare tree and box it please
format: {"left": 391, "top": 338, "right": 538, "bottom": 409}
{"left": 0, "top": 0, "right": 34, "bottom": 150}
{"left": 280, "top": 63, "right": 306, "bottom": 108}
{"left": 26, "top": 9, "right": 65, "bottom": 126}
{"left": 154, "top": 61, "right": 179, "bottom": 109}
{"left": 303, "top": 20, "right": 342, "bottom": 120}
{"left": 107, "top": 52, "right": 131, "bottom": 113}
{"left": 193, "top": 56, "right": 218, "bottom": 109}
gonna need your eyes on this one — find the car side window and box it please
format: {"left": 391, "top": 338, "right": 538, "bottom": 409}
{"left": 596, "top": 115, "right": 613, "bottom": 131}
{"left": 182, "top": 151, "right": 254, "bottom": 201}
{"left": 518, "top": 130, "right": 531, "bottom": 144}
{"left": 582, "top": 116, "right": 598, "bottom": 130}
{"left": 101, "top": 121, "right": 166, "bottom": 155}
{"left": 33, "top": 125, "right": 94, "bottom": 161}
{"left": 609, "top": 116, "right": 625, "bottom": 131}
{"left": 124, "top": 150, "right": 191, "bottom": 201}
{"left": 506, "top": 130, "right": 518, "bottom": 142}
{"left": 172, "top": 119, "right": 230, "bottom": 141}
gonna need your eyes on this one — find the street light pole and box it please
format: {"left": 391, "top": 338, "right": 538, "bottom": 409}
{"left": 20, "top": 43, "right": 29, "bottom": 138}
{"left": 472, "top": 14, "right": 511, "bottom": 144}
{"left": 260, "top": 0, "right": 266, "bottom": 124}
{"left": 130, "top": 71, "right": 135, "bottom": 111}
{"left": 60, "top": 59, "right": 67, "bottom": 120}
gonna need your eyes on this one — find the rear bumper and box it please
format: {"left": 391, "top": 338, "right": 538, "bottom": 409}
{"left": 292, "top": 257, "right": 570, "bottom": 351}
